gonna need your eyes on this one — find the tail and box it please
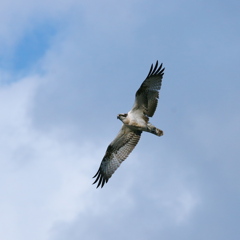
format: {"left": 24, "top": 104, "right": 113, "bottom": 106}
{"left": 147, "top": 123, "right": 164, "bottom": 136}
{"left": 151, "top": 128, "right": 163, "bottom": 137}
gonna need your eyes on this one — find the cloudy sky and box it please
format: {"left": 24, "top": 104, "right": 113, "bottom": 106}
{"left": 0, "top": 0, "right": 240, "bottom": 239}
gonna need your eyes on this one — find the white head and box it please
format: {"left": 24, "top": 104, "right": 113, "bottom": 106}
{"left": 117, "top": 113, "right": 128, "bottom": 122}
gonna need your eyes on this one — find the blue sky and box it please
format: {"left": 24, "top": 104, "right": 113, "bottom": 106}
{"left": 0, "top": 0, "right": 240, "bottom": 240}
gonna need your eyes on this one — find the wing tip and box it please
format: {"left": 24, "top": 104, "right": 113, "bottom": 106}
{"left": 147, "top": 60, "right": 164, "bottom": 78}
{"left": 92, "top": 169, "right": 108, "bottom": 188}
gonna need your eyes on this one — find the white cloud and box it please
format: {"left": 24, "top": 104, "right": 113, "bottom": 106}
{"left": 161, "top": 185, "right": 200, "bottom": 224}
{"left": 0, "top": 75, "right": 103, "bottom": 240}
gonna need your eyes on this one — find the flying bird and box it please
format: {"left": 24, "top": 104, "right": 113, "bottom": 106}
{"left": 93, "top": 61, "right": 165, "bottom": 188}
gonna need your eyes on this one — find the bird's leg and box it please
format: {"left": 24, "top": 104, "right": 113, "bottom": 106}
{"left": 147, "top": 122, "right": 163, "bottom": 136}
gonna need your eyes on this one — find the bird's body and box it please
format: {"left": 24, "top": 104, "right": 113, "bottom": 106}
{"left": 93, "top": 61, "right": 165, "bottom": 188}
{"left": 118, "top": 111, "right": 162, "bottom": 136}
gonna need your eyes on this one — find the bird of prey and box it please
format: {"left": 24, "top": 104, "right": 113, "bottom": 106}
{"left": 93, "top": 61, "right": 165, "bottom": 188}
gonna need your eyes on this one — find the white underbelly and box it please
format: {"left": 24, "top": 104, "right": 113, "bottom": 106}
{"left": 127, "top": 111, "right": 147, "bottom": 129}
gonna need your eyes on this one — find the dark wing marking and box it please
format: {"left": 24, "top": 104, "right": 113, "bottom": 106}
{"left": 93, "top": 125, "right": 142, "bottom": 188}
{"left": 132, "top": 61, "right": 165, "bottom": 117}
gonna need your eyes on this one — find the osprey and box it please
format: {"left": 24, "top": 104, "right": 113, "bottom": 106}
{"left": 93, "top": 61, "right": 165, "bottom": 188}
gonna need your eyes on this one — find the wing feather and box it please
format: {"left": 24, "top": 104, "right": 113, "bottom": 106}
{"left": 93, "top": 125, "right": 142, "bottom": 188}
{"left": 132, "top": 61, "right": 165, "bottom": 117}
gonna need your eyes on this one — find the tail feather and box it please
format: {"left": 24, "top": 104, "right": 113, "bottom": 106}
{"left": 147, "top": 123, "right": 163, "bottom": 136}
{"left": 152, "top": 128, "right": 163, "bottom": 136}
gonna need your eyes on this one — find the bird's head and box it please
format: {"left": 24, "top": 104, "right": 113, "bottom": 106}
{"left": 117, "top": 113, "right": 128, "bottom": 122}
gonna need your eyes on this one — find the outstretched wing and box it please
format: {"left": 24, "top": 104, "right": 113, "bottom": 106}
{"left": 93, "top": 125, "right": 142, "bottom": 188}
{"left": 131, "top": 61, "right": 165, "bottom": 117}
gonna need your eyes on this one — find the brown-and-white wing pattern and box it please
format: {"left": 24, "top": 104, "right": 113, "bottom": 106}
{"left": 132, "top": 61, "right": 165, "bottom": 117}
{"left": 93, "top": 125, "right": 142, "bottom": 188}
